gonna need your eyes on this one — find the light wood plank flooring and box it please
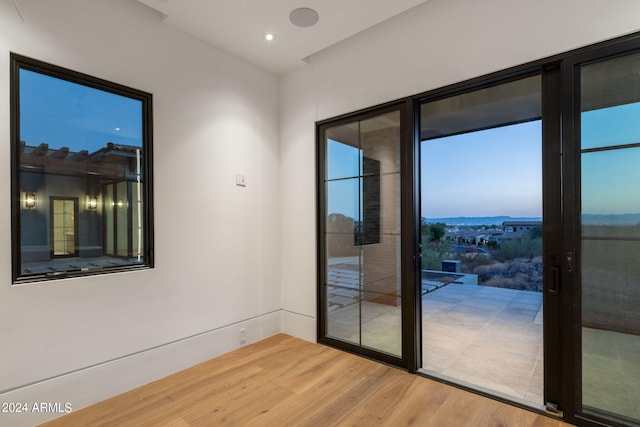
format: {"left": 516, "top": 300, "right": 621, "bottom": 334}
{"left": 39, "top": 334, "right": 573, "bottom": 426}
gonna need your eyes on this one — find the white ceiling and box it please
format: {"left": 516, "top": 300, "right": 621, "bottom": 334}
{"left": 136, "top": 0, "right": 430, "bottom": 74}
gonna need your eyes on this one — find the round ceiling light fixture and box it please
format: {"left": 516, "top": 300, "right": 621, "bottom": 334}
{"left": 289, "top": 7, "right": 319, "bottom": 28}
{"left": 264, "top": 33, "right": 275, "bottom": 41}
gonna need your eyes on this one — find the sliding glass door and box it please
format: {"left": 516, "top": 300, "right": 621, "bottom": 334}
{"left": 316, "top": 31, "right": 640, "bottom": 427}
{"left": 318, "top": 102, "right": 414, "bottom": 366}
{"left": 570, "top": 47, "right": 640, "bottom": 426}
{"left": 418, "top": 74, "right": 554, "bottom": 408}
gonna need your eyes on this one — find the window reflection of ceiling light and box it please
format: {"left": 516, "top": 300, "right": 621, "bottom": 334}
{"left": 265, "top": 33, "right": 275, "bottom": 41}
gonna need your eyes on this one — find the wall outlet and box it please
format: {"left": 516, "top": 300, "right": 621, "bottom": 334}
{"left": 239, "top": 327, "right": 247, "bottom": 345}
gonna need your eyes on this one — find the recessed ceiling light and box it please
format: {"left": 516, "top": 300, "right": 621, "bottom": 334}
{"left": 289, "top": 7, "right": 319, "bottom": 28}
{"left": 265, "top": 33, "right": 275, "bottom": 41}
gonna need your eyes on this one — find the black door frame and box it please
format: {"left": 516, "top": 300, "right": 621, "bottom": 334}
{"left": 316, "top": 30, "right": 640, "bottom": 427}
{"left": 412, "top": 66, "right": 565, "bottom": 415}
{"left": 316, "top": 98, "right": 418, "bottom": 369}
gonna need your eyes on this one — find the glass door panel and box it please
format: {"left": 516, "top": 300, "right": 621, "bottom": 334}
{"left": 419, "top": 75, "right": 545, "bottom": 406}
{"left": 579, "top": 51, "right": 640, "bottom": 424}
{"left": 322, "top": 109, "right": 403, "bottom": 358}
{"left": 326, "top": 177, "right": 361, "bottom": 345}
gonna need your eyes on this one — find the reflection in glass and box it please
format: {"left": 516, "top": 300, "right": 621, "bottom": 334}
{"left": 104, "top": 185, "right": 114, "bottom": 254}
{"left": 16, "top": 61, "right": 149, "bottom": 279}
{"left": 361, "top": 234, "right": 402, "bottom": 355}
{"left": 132, "top": 181, "right": 143, "bottom": 259}
{"left": 326, "top": 234, "right": 361, "bottom": 345}
{"left": 582, "top": 103, "right": 640, "bottom": 150}
{"left": 323, "top": 110, "right": 402, "bottom": 357}
{"left": 116, "top": 182, "right": 129, "bottom": 257}
{"left": 51, "top": 199, "right": 77, "bottom": 256}
{"left": 582, "top": 148, "right": 640, "bottom": 223}
{"left": 327, "top": 136, "right": 360, "bottom": 180}
{"left": 361, "top": 112, "right": 401, "bottom": 175}
{"left": 580, "top": 52, "right": 640, "bottom": 424}
{"left": 327, "top": 179, "right": 361, "bottom": 228}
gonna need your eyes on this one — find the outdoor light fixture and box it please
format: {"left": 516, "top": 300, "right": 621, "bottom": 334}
{"left": 87, "top": 195, "right": 98, "bottom": 210}
{"left": 24, "top": 192, "right": 36, "bottom": 209}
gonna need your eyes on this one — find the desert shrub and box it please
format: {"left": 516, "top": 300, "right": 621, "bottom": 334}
{"left": 479, "top": 256, "right": 543, "bottom": 292}
{"left": 483, "top": 272, "right": 542, "bottom": 292}
{"left": 421, "top": 220, "right": 447, "bottom": 243}
{"left": 475, "top": 261, "right": 509, "bottom": 278}
{"left": 421, "top": 247, "right": 443, "bottom": 270}
{"left": 459, "top": 252, "right": 494, "bottom": 273}
{"left": 420, "top": 238, "right": 456, "bottom": 271}
{"left": 493, "top": 236, "right": 542, "bottom": 262}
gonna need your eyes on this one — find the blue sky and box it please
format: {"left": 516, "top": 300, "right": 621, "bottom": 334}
{"left": 19, "top": 69, "right": 142, "bottom": 153}
{"left": 326, "top": 121, "right": 543, "bottom": 219}
{"left": 421, "top": 121, "right": 542, "bottom": 218}
{"left": 582, "top": 103, "right": 640, "bottom": 149}
{"left": 327, "top": 101, "right": 640, "bottom": 220}
{"left": 327, "top": 139, "right": 360, "bottom": 180}
{"left": 581, "top": 103, "right": 640, "bottom": 215}
{"left": 326, "top": 140, "right": 361, "bottom": 220}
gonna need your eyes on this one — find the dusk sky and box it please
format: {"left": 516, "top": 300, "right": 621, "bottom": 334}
{"left": 581, "top": 102, "right": 640, "bottom": 215}
{"left": 326, "top": 121, "right": 543, "bottom": 220}
{"left": 19, "top": 68, "right": 142, "bottom": 153}
{"left": 327, "top": 100, "right": 640, "bottom": 221}
{"left": 326, "top": 140, "right": 364, "bottom": 221}
{"left": 421, "top": 121, "right": 542, "bottom": 219}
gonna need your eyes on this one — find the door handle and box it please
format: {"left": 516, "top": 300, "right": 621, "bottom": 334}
{"left": 566, "top": 252, "right": 574, "bottom": 273}
{"left": 549, "top": 265, "right": 560, "bottom": 294}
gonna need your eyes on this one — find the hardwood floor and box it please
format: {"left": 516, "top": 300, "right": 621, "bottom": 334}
{"left": 39, "top": 334, "right": 573, "bottom": 426}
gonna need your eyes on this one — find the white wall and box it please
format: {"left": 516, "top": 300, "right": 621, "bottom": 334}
{"left": 2, "top": 0, "right": 640, "bottom": 424}
{"left": 0, "top": 0, "right": 281, "bottom": 425}
{"left": 279, "top": 0, "right": 640, "bottom": 339}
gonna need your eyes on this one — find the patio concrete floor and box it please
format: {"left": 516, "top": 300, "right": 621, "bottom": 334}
{"left": 421, "top": 283, "right": 544, "bottom": 406}
{"left": 582, "top": 327, "right": 640, "bottom": 422}
{"left": 422, "top": 283, "right": 640, "bottom": 421}
{"left": 327, "top": 266, "right": 640, "bottom": 422}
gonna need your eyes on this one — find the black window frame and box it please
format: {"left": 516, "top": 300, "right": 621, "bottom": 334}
{"left": 10, "top": 53, "right": 154, "bottom": 283}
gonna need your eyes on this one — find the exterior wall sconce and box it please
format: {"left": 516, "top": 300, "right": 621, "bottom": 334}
{"left": 87, "top": 195, "right": 98, "bottom": 210}
{"left": 24, "top": 192, "right": 36, "bottom": 209}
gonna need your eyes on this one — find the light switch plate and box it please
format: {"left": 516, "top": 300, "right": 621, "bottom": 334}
{"left": 236, "top": 173, "right": 246, "bottom": 187}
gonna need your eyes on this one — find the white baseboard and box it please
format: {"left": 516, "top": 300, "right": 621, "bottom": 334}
{"left": 0, "top": 311, "right": 281, "bottom": 427}
{"left": 281, "top": 309, "right": 316, "bottom": 343}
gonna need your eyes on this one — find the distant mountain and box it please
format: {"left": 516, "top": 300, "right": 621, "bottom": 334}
{"left": 423, "top": 214, "right": 640, "bottom": 226}
{"left": 423, "top": 216, "right": 542, "bottom": 226}
{"left": 582, "top": 213, "right": 640, "bottom": 226}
